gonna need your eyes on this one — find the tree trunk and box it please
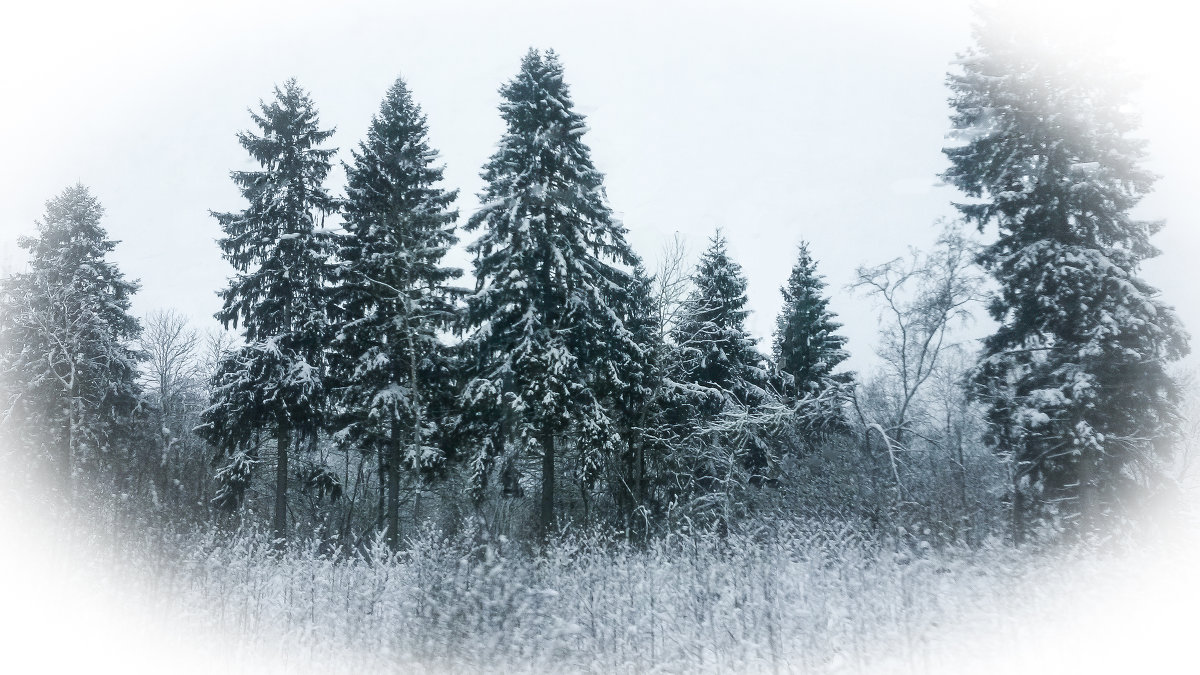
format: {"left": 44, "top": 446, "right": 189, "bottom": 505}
{"left": 1011, "top": 471, "right": 1025, "bottom": 546}
{"left": 955, "top": 424, "right": 968, "bottom": 512}
{"left": 64, "top": 396, "right": 75, "bottom": 503}
{"left": 387, "top": 425, "right": 401, "bottom": 549}
{"left": 274, "top": 427, "right": 290, "bottom": 546}
{"left": 540, "top": 429, "right": 555, "bottom": 536}
{"left": 627, "top": 435, "right": 641, "bottom": 521}
{"left": 158, "top": 387, "right": 173, "bottom": 512}
{"left": 1077, "top": 451, "right": 1096, "bottom": 538}
{"left": 377, "top": 445, "right": 386, "bottom": 532}
{"left": 860, "top": 430, "right": 881, "bottom": 513}
{"left": 400, "top": 323, "right": 422, "bottom": 550}
{"left": 635, "top": 437, "right": 645, "bottom": 507}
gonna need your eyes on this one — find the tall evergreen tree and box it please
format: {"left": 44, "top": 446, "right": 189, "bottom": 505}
{"left": 773, "top": 241, "right": 849, "bottom": 396}
{"left": 603, "top": 260, "right": 665, "bottom": 523}
{"left": 197, "top": 79, "right": 338, "bottom": 543}
{"left": 460, "top": 49, "right": 642, "bottom": 534}
{"left": 671, "top": 232, "right": 773, "bottom": 412}
{"left": 0, "top": 185, "right": 143, "bottom": 498}
{"left": 667, "top": 232, "right": 778, "bottom": 485}
{"left": 942, "top": 15, "right": 1189, "bottom": 538}
{"left": 330, "top": 77, "right": 462, "bottom": 547}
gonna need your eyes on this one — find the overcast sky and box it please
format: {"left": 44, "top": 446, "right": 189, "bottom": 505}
{"left": 3, "top": 0, "right": 1197, "bottom": 373}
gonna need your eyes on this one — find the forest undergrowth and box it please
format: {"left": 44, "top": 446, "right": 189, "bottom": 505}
{"left": 9, "top": 490, "right": 1196, "bottom": 675}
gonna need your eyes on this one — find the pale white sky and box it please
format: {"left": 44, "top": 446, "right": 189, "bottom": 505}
{"left": 3, "top": 0, "right": 1197, "bottom": 373}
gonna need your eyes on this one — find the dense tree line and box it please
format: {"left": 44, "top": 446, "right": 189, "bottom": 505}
{"left": 1, "top": 27, "right": 1188, "bottom": 551}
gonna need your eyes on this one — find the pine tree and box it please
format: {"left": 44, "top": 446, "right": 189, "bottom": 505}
{"left": 197, "top": 79, "right": 338, "bottom": 543}
{"left": 603, "top": 260, "right": 665, "bottom": 523}
{"left": 460, "top": 49, "right": 641, "bottom": 534}
{"left": 0, "top": 184, "right": 143, "bottom": 499}
{"left": 773, "top": 241, "right": 849, "bottom": 396}
{"left": 668, "top": 232, "right": 778, "bottom": 484}
{"left": 671, "top": 232, "right": 773, "bottom": 412}
{"left": 942, "top": 15, "right": 1189, "bottom": 538}
{"left": 330, "top": 77, "right": 462, "bottom": 547}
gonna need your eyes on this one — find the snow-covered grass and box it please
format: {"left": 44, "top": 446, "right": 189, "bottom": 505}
{"left": 6, "top": 490, "right": 1197, "bottom": 674}
{"left": 90, "top": 519, "right": 1144, "bottom": 674}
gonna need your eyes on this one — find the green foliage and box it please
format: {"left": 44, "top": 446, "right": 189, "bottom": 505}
{"left": 773, "top": 241, "right": 849, "bottom": 396}
{"left": 330, "top": 76, "right": 462, "bottom": 475}
{"left": 943, "top": 14, "right": 1189, "bottom": 530}
{"left": 459, "top": 49, "right": 645, "bottom": 511}
{"left": 670, "top": 232, "right": 774, "bottom": 412}
{"left": 0, "top": 185, "right": 144, "bottom": 493}
{"left": 200, "top": 80, "right": 338, "bottom": 528}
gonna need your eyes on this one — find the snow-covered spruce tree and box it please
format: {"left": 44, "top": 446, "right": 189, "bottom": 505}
{"left": 667, "top": 232, "right": 778, "bottom": 498}
{"left": 460, "top": 49, "right": 642, "bottom": 534}
{"left": 772, "top": 241, "right": 851, "bottom": 437}
{"left": 330, "top": 77, "right": 462, "bottom": 547}
{"left": 603, "top": 260, "right": 666, "bottom": 524}
{"left": 0, "top": 184, "right": 143, "bottom": 499}
{"left": 198, "top": 80, "right": 338, "bottom": 543}
{"left": 671, "top": 232, "right": 774, "bottom": 414}
{"left": 774, "top": 242, "right": 849, "bottom": 395}
{"left": 943, "top": 17, "right": 1189, "bottom": 538}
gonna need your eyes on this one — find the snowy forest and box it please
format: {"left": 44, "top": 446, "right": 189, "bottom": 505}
{"left": 2, "top": 6, "right": 1197, "bottom": 674}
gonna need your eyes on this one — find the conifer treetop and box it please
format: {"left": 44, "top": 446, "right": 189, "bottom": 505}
{"left": 21, "top": 184, "right": 139, "bottom": 309}
{"left": 672, "top": 231, "right": 772, "bottom": 408}
{"left": 212, "top": 78, "right": 338, "bottom": 345}
{"left": 773, "top": 241, "right": 848, "bottom": 394}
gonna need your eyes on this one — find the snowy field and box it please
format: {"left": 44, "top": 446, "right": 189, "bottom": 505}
{"left": 4, "top": 498, "right": 1197, "bottom": 674}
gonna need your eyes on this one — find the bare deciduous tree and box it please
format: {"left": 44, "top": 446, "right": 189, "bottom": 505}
{"left": 849, "top": 224, "right": 982, "bottom": 509}
{"left": 1174, "top": 368, "right": 1200, "bottom": 489}
{"left": 139, "top": 310, "right": 202, "bottom": 506}
{"left": 654, "top": 233, "right": 692, "bottom": 343}
{"left": 141, "top": 310, "right": 200, "bottom": 428}
{"left": 851, "top": 224, "right": 981, "bottom": 450}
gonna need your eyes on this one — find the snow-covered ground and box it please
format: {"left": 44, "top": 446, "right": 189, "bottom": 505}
{"left": 4, "top": 501, "right": 1197, "bottom": 674}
